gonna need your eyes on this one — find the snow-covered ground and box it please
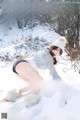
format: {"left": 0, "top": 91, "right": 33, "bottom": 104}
{"left": 0, "top": 21, "right": 80, "bottom": 120}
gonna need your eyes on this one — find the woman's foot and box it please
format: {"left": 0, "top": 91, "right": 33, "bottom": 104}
{"left": 20, "top": 93, "right": 40, "bottom": 108}
{"left": 4, "top": 89, "right": 20, "bottom": 102}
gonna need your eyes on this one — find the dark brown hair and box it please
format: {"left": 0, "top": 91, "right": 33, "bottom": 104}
{"left": 48, "top": 45, "right": 63, "bottom": 65}
{"left": 48, "top": 45, "right": 63, "bottom": 56}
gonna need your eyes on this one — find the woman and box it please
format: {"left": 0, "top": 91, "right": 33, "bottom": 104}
{"left": 5, "top": 45, "right": 63, "bottom": 101}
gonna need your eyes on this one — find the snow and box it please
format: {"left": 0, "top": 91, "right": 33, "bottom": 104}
{"left": 0, "top": 22, "right": 80, "bottom": 120}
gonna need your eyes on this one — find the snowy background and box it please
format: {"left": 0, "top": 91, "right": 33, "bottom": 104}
{"left": 0, "top": 0, "right": 80, "bottom": 120}
{"left": 0, "top": 21, "right": 80, "bottom": 120}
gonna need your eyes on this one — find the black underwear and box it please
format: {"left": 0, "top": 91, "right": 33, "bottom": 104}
{"left": 12, "top": 59, "right": 28, "bottom": 74}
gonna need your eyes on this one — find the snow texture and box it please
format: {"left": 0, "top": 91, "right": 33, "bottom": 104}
{"left": 0, "top": 20, "right": 80, "bottom": 120}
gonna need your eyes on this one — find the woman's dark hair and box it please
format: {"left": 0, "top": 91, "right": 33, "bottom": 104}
{"left": 48, "top": 45, "right": 63, "bottom": 57}
{"left": 53, "top": 57, "right": 57, "bottom": 65}
{"left": 48, "top": 45, "right": 63, "bottom": 65}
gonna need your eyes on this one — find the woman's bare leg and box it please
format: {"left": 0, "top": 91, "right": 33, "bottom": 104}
{"left": 15, "top": 62, "right": 43, "bottom": 94}
{"left": 19, "top": 84, "right": 41, "bottom": 95}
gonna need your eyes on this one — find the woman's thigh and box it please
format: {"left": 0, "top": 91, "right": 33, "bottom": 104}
{"left": 15, "top": 60, "right": 43, "bottom": 83}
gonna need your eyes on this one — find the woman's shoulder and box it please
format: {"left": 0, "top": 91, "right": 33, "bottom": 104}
{"left": 34, "top": 48, "right": 48, "bottom": 56}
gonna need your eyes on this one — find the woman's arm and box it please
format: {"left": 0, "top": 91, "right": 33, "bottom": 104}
{"left": 42, "top": 51, "right": 61, "bottom": 80}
